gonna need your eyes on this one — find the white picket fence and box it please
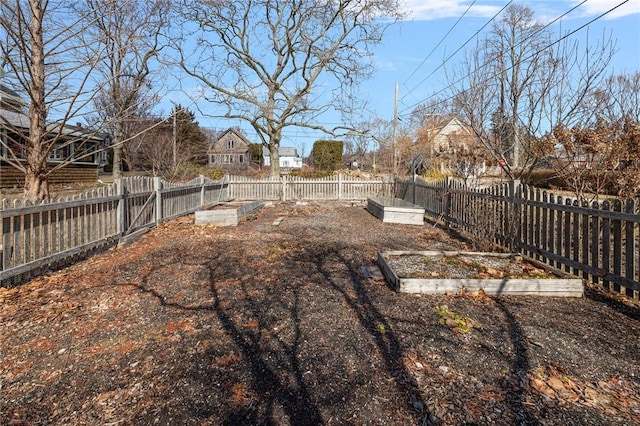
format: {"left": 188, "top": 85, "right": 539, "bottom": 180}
{"left": 227, "top": 174, "right": 395, "bottom": 201}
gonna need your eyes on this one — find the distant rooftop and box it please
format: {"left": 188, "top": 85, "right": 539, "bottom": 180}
{"left": 263, "top": 146, "right": 300, "bottom": 157}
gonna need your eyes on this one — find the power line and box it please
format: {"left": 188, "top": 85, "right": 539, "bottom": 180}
{"left": 400, "top": 1, "right": 513, "bottom": 104}
{"left": 398, "top": 0, "right": 627, "bottom": 117}
{"left": 399, "top": 0, "right": 587, "bottom": 111}
{"left": 402, "top": 0, "right": 477, "bottom": 86}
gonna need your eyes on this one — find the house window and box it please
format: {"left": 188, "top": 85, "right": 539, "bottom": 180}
{"left": 226, "top": 139, "right": 235, "bottom": 149}
{"left": 49, "top": 142, "right": 69, "bottom": 161}
{"left": 210, "top": 154, "right": 216, "bottom": 164}
{"left": 223, "top": 154, "right": 233, "bottom": 164}
{"left": 72, "top": 141, "right": 98, "bottom": 164}
{"left": 282, "top": 160, "right": 289, "bottom": 167}
{"left": 239, "top": 154, "right": 244, "bottom": 163}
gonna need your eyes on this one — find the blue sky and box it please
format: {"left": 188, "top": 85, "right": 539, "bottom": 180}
{"left": 165, "top": 1, "right": 640, "bottom": 156}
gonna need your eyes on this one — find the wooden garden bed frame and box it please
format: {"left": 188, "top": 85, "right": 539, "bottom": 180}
{"left": 195, "top": 199, "right": 264, "bottom": 227}
{"left": 367, "top": 197, "right": 425, "bottom": 225}
{"left": 377, "top": 250, "right": 584, "bottom": 297}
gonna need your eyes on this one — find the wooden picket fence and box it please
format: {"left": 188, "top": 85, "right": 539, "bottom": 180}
{"left": 227, "top": 174, "right": 394, "bottom": 201}
{"left": 4, "top": 172, "right": 638, "bottom": 300}
{"left": 1, "top": 175, "right": 228, "bottom": 286}
{"left": 0, "top": 174, "right": 390, "bottom": 286}
{"left": 398, "top": 177, "right": 640, "bottom": 299}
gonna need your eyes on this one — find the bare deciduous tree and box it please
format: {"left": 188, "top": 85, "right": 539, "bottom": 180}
{"left": 76, "top": 0, "right": 170, "bottom": 179}
{"left": 447, "top": 5, "right": 614, "bottom": 179}
{"left": 1, "top": 0, "right": 104, "bottom": 201}
{"left": 176, "top": 0, "right": 402, "bottom": 176}
{"left": 589, "top": 72, "right": 640, "bottom": 123}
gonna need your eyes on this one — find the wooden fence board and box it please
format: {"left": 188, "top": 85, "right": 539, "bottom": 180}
{"left": 1, "top": 174, "right": 392, "bottom": 286}
{"left": 401, "top": 177, "right": 640, "bottom": 300}
{"left": 1, "top": 176, "right": 228, "bottom": 286}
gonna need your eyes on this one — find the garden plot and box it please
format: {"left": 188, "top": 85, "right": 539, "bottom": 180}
{"left": 367, "top": 197, "right": 425, "bottom": 225}
{"left": 378, "top": 250, "right": 584, "bottom": 297}
{"left": 195, "top": 199, "right": 264, "bottom": 226}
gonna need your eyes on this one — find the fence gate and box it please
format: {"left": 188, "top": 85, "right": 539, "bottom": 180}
{"left": 121, "top": 178, "right": 159, "bottom": 236}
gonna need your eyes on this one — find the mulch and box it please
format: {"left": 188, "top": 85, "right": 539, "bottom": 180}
{"left": 1, "top": 201, "right": 640, "bottom": 425}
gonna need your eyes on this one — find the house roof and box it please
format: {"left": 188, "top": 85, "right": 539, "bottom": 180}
{"left": 214, "top": 128, "right": 253, "bottom": 145}
{"left": 423, "top": 116, "right": 472, "bottom": 135}
{"left": 0, "top": 109, "right": 105, "bottom": 141}
{"left": 263, "top": 146, "right": 300, "bottom": 158}
{"left": 0, "top": 84, "right": 26, "bottom": 108}
{"left": 0, "top": 108, "right": 30, "bottom": 128}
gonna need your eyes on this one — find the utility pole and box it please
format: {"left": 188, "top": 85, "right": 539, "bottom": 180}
{"left": 172, "top": 106, "right": 177, "bottom": 166}
{"left": 392, "top": 83, "right": 398, "bottom": 176}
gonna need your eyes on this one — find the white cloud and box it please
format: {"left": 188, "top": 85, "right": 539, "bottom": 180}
{"left": 399, "top": 0, "right": 504, "bottom": 21}
{"left": 400, "top": 0, "right": 640, "bottom": 21}
{"left": 573, "top": 0, "right": 640, "bottom": 19}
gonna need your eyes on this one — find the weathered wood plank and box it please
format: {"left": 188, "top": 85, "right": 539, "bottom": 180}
{"left": 195, "top": 200, "right": 264, "bottom": 226}
{"left": 378, "top": 251, "right": 583, "bottom": 297}
{"left": 399, "top": 278, "right": 583, "bottom": 297}
{"left": 367, "top": 197, "right": 425, "bottom": 225}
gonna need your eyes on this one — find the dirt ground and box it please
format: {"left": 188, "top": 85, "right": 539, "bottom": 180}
{"left": 1, "top": 201, "right": 640, "bottom": 425}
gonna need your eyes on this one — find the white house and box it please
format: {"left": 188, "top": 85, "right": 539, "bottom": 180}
{"left": 263, "top": 146, "right": 303, "bottom": 169}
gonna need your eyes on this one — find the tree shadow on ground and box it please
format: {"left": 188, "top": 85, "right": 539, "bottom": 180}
{"left": 205, "top": 261, "right": 325, "bottom": 425}
{"left": 493, "top": 299, "right": 540, "bottom": 426}
{"left": 300, "top": 241, "right": 430, "bottom": 423}
{"left": 118, "top": 233, "right": 431, "bottom": 424}
{"left": 119, "top": 243, "right": 325, "bottom": 424}
{"left": 122, "top": 236, "right": 544, "bottom": 425}
{"left": 584, "top": 284, "right": 640, "bottom": 322}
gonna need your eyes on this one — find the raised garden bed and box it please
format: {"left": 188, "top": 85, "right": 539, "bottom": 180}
{"left": 367, "top": 197, "right": 425, "bottom": 225}
{"left": 195, "top": 199, "right": 264, "bottom": 226}
{"left": 378, "top": 250, "right": 584, "bottom": 297}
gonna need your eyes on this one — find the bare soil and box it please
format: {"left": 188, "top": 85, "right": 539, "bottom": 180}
{"left": 384, "top": 253, "right": 557, "bottom": 280}
{"left": 1, "top": 201, "right": 640, "bottom": 425}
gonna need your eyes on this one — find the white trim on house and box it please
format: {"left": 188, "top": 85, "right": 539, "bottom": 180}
{"left": 263, "top": 146, "right": 303, "bottom": 169}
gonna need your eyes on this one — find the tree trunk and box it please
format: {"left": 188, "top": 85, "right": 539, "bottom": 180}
{"left": 23, "top": 165, "right": 49, "bottom": 202}
{"left": 23, "top": 0, "right": 50, "bottom": 202}
{"left": 269, "top": 141, "right": 281, "bottom": 177}
{"left": 112, "top": 121, "right": 124, "bottom": 179}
